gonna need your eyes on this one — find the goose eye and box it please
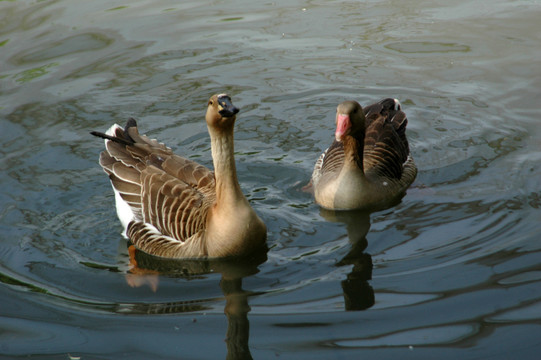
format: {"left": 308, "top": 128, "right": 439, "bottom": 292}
{"left": 209, "top": 100, "right": 214, "bottom": 106}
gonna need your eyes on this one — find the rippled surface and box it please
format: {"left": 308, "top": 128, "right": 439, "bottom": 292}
{"left": 1, "top": 0, "right": 541, "bottom": 359}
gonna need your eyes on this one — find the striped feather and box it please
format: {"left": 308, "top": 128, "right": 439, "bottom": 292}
{"left": 92, "top": 119, "right": 216, "bottom": 255}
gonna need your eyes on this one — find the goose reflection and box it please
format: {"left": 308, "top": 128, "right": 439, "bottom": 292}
{"left": 319, "top": 208, "right": 375, "bottom": 311}
{"left": 123, "top": 246, "right": 266, "bottom": 359}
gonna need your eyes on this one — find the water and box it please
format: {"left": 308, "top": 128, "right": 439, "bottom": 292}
{"left": 1, "top": 0, "right": 540, "bottom": 358}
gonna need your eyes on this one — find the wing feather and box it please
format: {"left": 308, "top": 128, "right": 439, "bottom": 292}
{"left": 137, "top": 166, "right": 211, "bottom": 243}
{"left": 92, "top": 118, "right": 219, "bottom": 258}
{"left": 363, "top": 99, "right": 411, "bottom": 179}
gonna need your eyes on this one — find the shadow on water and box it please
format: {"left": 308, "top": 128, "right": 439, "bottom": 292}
{"left": 319, "top": 208, "right": 375, "bottom": 311}
{"left": 124, "top": 248, "right": 268, "bottom": 360}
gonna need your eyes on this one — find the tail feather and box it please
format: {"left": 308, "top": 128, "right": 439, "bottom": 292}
{"left": 90, "top": 130, "right": 134, "bottom": 146}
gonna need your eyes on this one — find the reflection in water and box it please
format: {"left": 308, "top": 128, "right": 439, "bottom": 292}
{"left": 125, "top": 247, "right": 266, "bottom": 359}
{"left": 221, "top": 278, "right": 252, "bottom": 360}
{"left": 126, "top": 246, "right": 160, "bottom": 292}
{"left": 319, "top": 209, "right": 375, "bottom": 311}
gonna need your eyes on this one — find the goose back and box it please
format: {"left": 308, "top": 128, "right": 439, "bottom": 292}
{"left": 95, "top": 120, "right": 217, "bottom": 258}
{"left": 363, "top": 99, "right": 411, "bottom": 180}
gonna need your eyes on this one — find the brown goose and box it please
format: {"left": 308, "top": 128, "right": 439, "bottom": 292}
{"left": 91, "top": 94, "right": 267, "bottom": 259}
{"left": 311, "top": 98, "right": 417, "bottom": 210}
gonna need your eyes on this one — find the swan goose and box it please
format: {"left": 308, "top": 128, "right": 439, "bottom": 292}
{"left": 91, "top": 94, "right": 267, "bottom": 259}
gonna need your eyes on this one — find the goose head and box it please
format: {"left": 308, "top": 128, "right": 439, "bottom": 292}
{"left": 206, "top": 94, "right": 240, "bottom": 130}
{"left": 334, "top": 100, "right": 365, "bottom": 141}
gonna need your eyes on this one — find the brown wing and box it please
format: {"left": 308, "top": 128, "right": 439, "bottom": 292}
{"left": 122, "top": 121, "right": 215, "bottom": 189}
{"left": 138, "top": 165, "right": 214, "bottom": 241}
{"left": 93, "top": 118, "right": 216, "bottom": 244}
{"left": 363, "top": 99, "right": 411, "bottom": 179}
{"left": 126, "top": 221, "right": 207, "bottom": 258}
{"left": 124, "top": 165, "right": 215, "bottom": 258}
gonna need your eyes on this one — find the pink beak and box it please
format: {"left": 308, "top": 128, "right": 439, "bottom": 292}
{"left": 335, "top": 114, "right": 350, "bottom": 141}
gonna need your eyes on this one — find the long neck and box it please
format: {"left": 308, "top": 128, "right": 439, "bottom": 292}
{"left": 342, "top": 133, "right": 365, "bottom": 173}
{"left": 208, "top": 125, "right": 245, "bottom": 207}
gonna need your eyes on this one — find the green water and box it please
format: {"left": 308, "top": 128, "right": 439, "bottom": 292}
{"left": 1, "top": 0, "right": 540, "bottom": 359}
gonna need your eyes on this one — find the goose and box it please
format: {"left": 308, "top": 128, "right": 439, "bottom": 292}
{"left": 91, "top": 94, "right": 267, "bottom": 259}
{"left": 310, "top": 98, "right": 417, "bottom": 210}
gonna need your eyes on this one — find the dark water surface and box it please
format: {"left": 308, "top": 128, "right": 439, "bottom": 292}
{"left": 1, "top": 0, "right": 540, "bottom": 359}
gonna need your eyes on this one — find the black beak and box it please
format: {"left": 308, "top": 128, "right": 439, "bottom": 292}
{"left": 217, "top": 95, "right": 240, "bottom": 117}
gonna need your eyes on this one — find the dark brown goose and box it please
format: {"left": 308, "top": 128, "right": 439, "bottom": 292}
{"left": 91, "top": 94, "right": 267, "bottom": 259}
{"left": 310, "top": 98, "right": 417, "bottom": 210}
